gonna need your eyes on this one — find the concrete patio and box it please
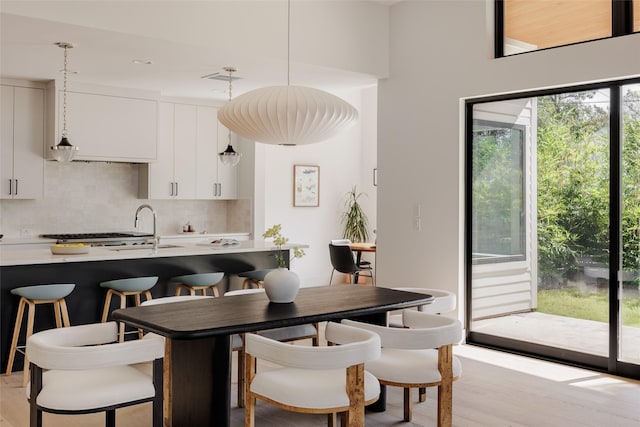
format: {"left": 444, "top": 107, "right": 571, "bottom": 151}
{"left": 473, "top": 311, "right": 640, "bottom": 365}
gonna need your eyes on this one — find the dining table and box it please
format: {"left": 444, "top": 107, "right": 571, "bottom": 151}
{"left": 349, "top": 242, "right": 376, "bottom": 282}
{"left": 349, "top": 241, "right": 376, "bottom": 255}
{"left": 113, "top": 285, "right": 432, "bottom": 427}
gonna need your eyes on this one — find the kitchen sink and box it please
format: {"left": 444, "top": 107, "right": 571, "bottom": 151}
{"left": 108, "top": 244, "right": 183, "bottom": 251}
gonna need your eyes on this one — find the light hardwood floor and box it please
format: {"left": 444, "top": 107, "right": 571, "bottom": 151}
{"left": 2, "top": 344, "right": 639, "bottom": 427}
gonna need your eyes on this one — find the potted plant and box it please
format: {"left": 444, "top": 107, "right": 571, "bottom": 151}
{"left": 262, "top": 224, "right": 305, "bottom": 268}
{"left": 262, "top": 224, "right": 305, "bottom": 303}
{"left": 341, "top": 186, "right": 369, "bottom": 243}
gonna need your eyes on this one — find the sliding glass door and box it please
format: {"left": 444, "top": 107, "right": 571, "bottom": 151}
{"left": 620, "top": 83, "right": 640, "bottom": 367}
{"left": 466, "top": 79, "right": 640, "bottom": 378}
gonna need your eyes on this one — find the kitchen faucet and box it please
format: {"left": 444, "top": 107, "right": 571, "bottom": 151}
{"left": 134, "top": 204, "right": 158, "bottom": 253}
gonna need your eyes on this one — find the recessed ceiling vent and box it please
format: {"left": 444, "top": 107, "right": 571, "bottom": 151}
{"left": 201, "top": 72, "right": 241, "bottom": 82}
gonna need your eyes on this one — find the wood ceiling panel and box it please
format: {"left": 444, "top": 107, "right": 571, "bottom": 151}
{"left": 505, "top": 0, "right": 612, "bottom": 49}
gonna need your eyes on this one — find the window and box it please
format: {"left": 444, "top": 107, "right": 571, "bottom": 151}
{"left": 496, "top": 0, "right": 636, "bottom": 56}
{"left": 472, "top": 120, "right": 526, "bottom": 263}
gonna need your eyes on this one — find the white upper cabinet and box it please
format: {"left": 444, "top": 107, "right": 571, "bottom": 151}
{"left": 47, "top": 82, "right": 158, "bottom": 162}
{"left": 141, "top": 102, "right": 238, "bottom": 200}
{"left": 140, "top": 102, "right": 196, "bottom": 199}
{"left": 1, "top": 83, "right": 44, "bottom": 199}
{"left": 173, "top": 104, "right": 197, "bottom": 199}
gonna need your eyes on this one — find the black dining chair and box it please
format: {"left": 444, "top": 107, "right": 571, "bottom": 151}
{"left": 329, "top": 243, "right": 375, "bottom": 285}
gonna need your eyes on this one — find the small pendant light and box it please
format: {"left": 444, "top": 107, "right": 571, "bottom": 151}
{"left": 218, "top": 67, "right": 242, "bottom": 167}
{"left": 50, "top": 42, "right": 79, "bottom": 162}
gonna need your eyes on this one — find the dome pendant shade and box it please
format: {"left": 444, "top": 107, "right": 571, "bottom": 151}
{"left": 217, "top": 85, "right": 358, "bottom": 145}
{"left": 50, "top": 137, "right": 79, "bottom": 162}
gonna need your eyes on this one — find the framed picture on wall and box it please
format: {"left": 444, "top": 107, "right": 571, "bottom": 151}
{"left": 293, "top": 165, "right": 320, "bottom": 207}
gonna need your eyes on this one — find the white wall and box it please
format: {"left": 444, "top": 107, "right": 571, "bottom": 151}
{"left": 378, "top": 1, "right": 640, "bottom": 322}
{"left": 255, "top": 86, "right": 378, "bottom": 286}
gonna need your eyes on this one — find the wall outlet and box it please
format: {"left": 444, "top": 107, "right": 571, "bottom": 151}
{"left": 20, "top": 228, "right": 34, "bottom": 237}
{"left": 413, "top": 204, "right": 422, "bottom": 232}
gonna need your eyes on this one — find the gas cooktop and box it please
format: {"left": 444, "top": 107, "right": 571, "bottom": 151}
{"left": 40, "top": 232, "right": 153, "bottom": 245}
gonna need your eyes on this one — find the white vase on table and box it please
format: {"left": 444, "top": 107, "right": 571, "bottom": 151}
{"left": 263, "top": 268, "right": 300, "bottom": 303}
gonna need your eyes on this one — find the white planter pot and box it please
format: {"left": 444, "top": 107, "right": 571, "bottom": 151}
{"left": 263, "top": 268, "right": 300, "bottom": 303}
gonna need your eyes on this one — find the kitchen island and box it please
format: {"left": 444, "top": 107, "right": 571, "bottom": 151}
{"left": 0, "top": 240, "right": 299, "bottom": 373}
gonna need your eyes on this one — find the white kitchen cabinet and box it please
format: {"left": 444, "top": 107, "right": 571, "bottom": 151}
{"left": 48, "top": 82, "right": 158, "bottom": 162}
{"left": 196, "top": 106, "right": 238, "bottom": 199}
{"left": 1, "top": 84, "right": 44, "bottom": 199}
{"left": 140, "top": 102, "right": 196, "bottom": 199}
{"left": 141, "top": 102, "right": 238, "bottom": 200}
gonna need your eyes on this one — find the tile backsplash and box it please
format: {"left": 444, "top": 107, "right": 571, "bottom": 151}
{"left": 0, "top": 162, "right": 251, "bottom": 238}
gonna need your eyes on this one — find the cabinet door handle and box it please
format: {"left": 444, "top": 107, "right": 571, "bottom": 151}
{"left": 213, "top": 183, "right": 216, "bottom": 197}
{"left": 9, "top": 179, "right": 13, "bottom": 195}
{"left": 218, "top": 183, "right": 222, "bottom": 197}
{"left": 175, "top": 182, "right": 179, "bottom": 196}
{"left": 14, "top": 179, "right": 18, "bottom": 195}
{"left": 170, "top": 182, "right": 174, "bottom": 196}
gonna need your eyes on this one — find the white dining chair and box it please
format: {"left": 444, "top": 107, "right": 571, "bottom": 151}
{"left": 388, "top": 287, "right": 457, "bottom": 327}
{"left": 139, "top": 295, "right": 236, "bottom": 420}
{"left": 244, "top": 321, "right": 381, "bottom": 427}
{"left": 224, "top": 288, "right": 319, "bottom": 407}
{"left": 26, "top": 321, "right": 164, "bottom": 427}
{"left": 343, "top": 310, "right": 463, "bottom": 426}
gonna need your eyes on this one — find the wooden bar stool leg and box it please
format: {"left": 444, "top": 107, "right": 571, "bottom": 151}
{"left": 53, "top": 300, "right": 62, "bottom": 328}
{"left": 134, "top": 293, "right": 144, "bottom": 339}
{"left": 118, "top": 291, "right": 127, "bottom": 342}
{"left": 22, "top": 300, "right": 36, "bottom": 387}
{"left": 211, "top": 286, "right": 220, "bottom": 297}
{"left": 327, "top": 412, "right": 338, "bottom": 427}
{"left": 59, "top": 298, "right": 71, "bottom": 327}
{"left": 5, "top": 297, "right": 26, "bottom": 376}
{"left": 101, "top": 289, "right": 114, "bottom": 323}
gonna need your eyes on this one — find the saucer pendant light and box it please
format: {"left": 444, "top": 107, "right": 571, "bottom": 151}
{"left": 217, "top": 0, "right": 358, "bottom": 146}
{"left": 50, "top": 42, "right": 79, "bottom": 162}
{"left": 218, "top": 67, "right": 242, "bottom": 167}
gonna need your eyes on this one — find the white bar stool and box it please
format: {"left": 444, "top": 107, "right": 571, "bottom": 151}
{"left": 171, "top": 272, "right": 224, "bottom": 297}
{"left": 237, "top": 269, "right": 276, "bottom": 289}
{"left": 5, "top": 283, "right": 75, "bottom": 386}
{"left": 100, "top": 276, "right": 157, "bottom": 341}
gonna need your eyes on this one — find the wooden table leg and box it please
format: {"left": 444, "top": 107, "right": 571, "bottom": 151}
{"left": 167, "top": 335, "right": 231, "bottom": 426}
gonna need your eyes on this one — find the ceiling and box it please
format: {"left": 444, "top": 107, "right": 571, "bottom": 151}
{"left": 0, "top": 4, "right": 382, "bottom": 102}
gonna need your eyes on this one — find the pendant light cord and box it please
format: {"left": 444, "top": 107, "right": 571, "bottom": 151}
{"left": 62, "top": 45, "right": 68, "bottom": 137}
{"left": 287, "top": 0, "right": 291, "bottom": 86}
{"left": 228, "top": 68, "right": 233, "bottom": 145}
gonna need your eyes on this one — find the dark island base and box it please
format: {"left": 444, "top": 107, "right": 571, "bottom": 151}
{"left": 1, "top": 250, "right": 280, "bottom": 373}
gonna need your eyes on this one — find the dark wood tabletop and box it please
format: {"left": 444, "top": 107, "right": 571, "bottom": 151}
{"left": 113, "top": 285, "right": 433, "bottom": 339}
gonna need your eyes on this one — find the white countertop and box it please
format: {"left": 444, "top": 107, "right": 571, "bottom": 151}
{"left": 0, "top": 240, "right": 306, "bottom": 267}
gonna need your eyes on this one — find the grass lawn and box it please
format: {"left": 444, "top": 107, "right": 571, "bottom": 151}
{"left": 537, "top": 288, "right": 640, "bottom": 327}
